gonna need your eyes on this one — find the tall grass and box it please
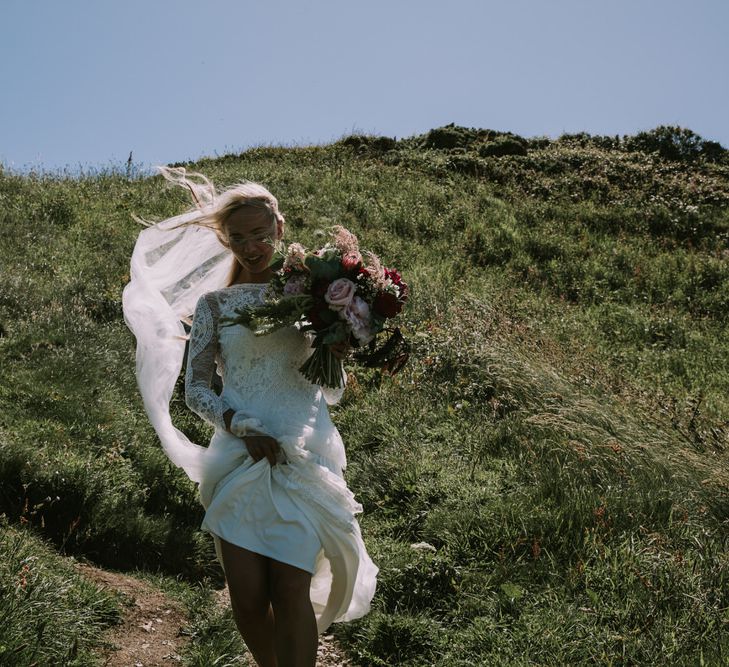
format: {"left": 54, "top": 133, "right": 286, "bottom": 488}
{"left": 0, "top": 126, "right": 727, "bottom": 664}
{"left": 0, "top": 521, "right": 121, "bottom": 666}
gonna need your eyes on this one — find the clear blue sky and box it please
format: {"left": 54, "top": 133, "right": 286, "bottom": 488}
{"left": 2, "top": 0, "right": 727, "bottom": 174}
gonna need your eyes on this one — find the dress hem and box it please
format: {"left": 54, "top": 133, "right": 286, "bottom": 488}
{"left": 203, "top": 525, "right": 320, "bottom": 576}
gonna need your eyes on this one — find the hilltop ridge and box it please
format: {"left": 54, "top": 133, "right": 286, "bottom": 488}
{"left": 0, "top": 125, "right": 727, "bottom": 665}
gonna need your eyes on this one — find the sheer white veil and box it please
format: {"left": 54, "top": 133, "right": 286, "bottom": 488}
{"left": 122, "top": 170, "right": 376, "bottom": 630}
{"left": 122, "top": 166, "right": 232, "bottom": 482}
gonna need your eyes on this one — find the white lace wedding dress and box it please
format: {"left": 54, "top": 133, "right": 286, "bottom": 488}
{"left": 185, "top": 282, "right": 378, "bottom": 633}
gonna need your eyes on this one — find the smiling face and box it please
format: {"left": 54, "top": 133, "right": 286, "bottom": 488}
{"left": 222, "top": 205, "right": 283, "bottom": 283}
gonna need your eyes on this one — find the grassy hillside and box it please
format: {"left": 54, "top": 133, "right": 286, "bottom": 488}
{"left": 0, "top": 125, "right": 727, "bottom": 665}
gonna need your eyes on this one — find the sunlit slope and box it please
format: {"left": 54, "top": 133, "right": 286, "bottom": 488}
{"left": 0, "top": 126, "right": 727, "bottom": 665}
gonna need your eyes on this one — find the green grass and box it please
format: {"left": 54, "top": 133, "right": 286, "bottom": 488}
{"left": 1, "top": 125, "right": 728, "bottom": 665}
{"left": 128, "top": 570, "right": 249, "bottom": 666}
{"left": 0, "top": 521, "right": 121, "bottom": 666}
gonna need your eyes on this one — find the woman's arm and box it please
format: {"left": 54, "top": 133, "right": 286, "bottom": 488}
{"left": 185, "top": 294, "right": 281, "bottom": 465}
{"left": 185, "top": 294, "right": 229, "bottom": 430}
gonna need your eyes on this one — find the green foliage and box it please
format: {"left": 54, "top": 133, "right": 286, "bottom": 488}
{"left": 338, "top": 611, "right": 444, "bottom": 666}
{"left": 223, "top": 293, "right": 314, "bottom": 335}
{"left": 0, "top": 522, "right": 121, "bottom": 666}
{"left": 305, "top": 250, "right": 343, "bottom": 281}
{"left": 478, "top": 135, "right": 528, "bottom": 158}
{"left": 1, "top": 125, "right": 728, "bottom": 664}
{"left": 420, "top": 124, "right": 482, "bottom": 150}
{"left": 624, "top": 125, "right": 727, "bottom": 163}
{"left": 416, "top": 123, "right": 527, "bottom": 153}
{"left": 337, "top": 134, "right": 398, "bottom": 155}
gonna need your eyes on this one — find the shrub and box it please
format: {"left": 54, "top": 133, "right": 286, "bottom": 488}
{"left": 479, "top": 135, "right": 528, "bottom": 158}
{"left": 418, "top": 123, "right": 498, "bottom": 150}
{"left": 624, "top": 126, "right": 726, "bottom": 163}
{"left": 338, "top": 134, "right": 398, "bottom": 154}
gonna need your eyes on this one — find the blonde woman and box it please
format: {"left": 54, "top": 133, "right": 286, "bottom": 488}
{"left": 123, "top": 167, "right": 377, "bottom": 667}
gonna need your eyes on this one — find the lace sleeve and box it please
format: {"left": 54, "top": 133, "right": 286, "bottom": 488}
{"left": 185, "top": 294, "right": 227, "bottom": 430}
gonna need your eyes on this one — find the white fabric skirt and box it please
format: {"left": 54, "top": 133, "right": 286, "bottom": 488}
{"left": 197, "top": 428, "right": 378, "bottom": 634}
{"left": 202, "top": 451, "right": 324, "bottom": 574}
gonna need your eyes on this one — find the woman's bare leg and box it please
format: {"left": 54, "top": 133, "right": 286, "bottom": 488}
{"left": 268, "top": 558, "right": 318, "bottom": 667}
{"left": 219, "top": 539, "right": 277, "bottom": 667}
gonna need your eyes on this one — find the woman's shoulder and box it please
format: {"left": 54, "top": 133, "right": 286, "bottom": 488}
{"left": 199, "top": 283, "right": 270, "bottom": 314}
{"left": 199, "top": 282, "right": 268, "bottom": 300}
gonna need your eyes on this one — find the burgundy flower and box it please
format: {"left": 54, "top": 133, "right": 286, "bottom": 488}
{"left": 373, "top": 291, "right": 404, "bottom": 318}
{"left": 385, "top": 267, "right": 403, "bottom": 285}
{"left": 307, "top": 305, "right": 330, "bottom": 330}
{"left": 399, "top": 282, "right": 410, "bottom": 301}
{"left": 311, "top": 279, "right": 330, "bottom": 299}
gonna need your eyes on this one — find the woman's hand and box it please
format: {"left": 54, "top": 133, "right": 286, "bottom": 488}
{"left": 243, "top": 434, "right": 281, "bottom": 466}
{"left": 330, "top": 340, "right": 351, "bottom": 360}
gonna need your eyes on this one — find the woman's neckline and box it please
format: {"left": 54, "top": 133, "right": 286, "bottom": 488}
{"left": 226, "top": 281, "right": 268, "bottom": 288}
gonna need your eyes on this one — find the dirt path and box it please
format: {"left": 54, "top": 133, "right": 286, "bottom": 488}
{"left": 76, "top": 562, "right": 353, "bottom": 666}
{"left": 214, "top": 588, "right": 354, "bottom": 667}
{"left": 75, "top": 562, "right": 189, "bottom": 666}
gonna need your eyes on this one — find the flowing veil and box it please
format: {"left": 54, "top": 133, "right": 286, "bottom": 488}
{"left": 122, "top": 167, "right": 233, "bottom": 482}
{"left": 123, "top": 167, "right": 378, "bottom": 630}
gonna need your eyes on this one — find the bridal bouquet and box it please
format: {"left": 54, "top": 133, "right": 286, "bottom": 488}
{"left": 223, "top": 226, "right": 410, "bottom": 388}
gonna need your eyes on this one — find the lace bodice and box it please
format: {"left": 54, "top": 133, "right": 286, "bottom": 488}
{"left": 123, "top": 188, "right": 376, "bottom": 633}
{"left": 185, "top": 283, "right": 346, "bottom": 468}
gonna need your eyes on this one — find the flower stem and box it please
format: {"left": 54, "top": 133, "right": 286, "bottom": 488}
{"left": 299, "top": 344, "right": 344, "bottom": 388}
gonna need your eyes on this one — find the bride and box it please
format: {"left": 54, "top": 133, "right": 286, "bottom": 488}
{"left": 122, "top": 167, "right": 378, "bottom": 667}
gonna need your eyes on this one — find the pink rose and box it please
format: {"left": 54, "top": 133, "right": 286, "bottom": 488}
{"left": 325, "top": 278, "right": 356, "bottom": 310}
{"left": 342, "top": 296, "right": 374, "bottom": 344}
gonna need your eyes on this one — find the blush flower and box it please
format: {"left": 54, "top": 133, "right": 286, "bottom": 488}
{"left": 283, "top": 242, "right": 307, "bottom": 270}
{"left": 363, "top": 251, "right": 389, "bottom": 290}
{"left": 342, "top": 296, "right": 374, "bottom": 344}
{"left": 325, "top": 278, "right": 356, "bottom": 310}
{"left": 331, "top": 225, "right": 360, "bottom": 254}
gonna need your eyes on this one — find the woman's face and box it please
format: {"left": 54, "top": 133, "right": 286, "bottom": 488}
{"left": 223, "top": 207, "right": 282, "bottom": 281}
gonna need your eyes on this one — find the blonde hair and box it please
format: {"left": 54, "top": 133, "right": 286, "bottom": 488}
{"left": 150, "top": 166, "right": 286, "bottom": 286}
